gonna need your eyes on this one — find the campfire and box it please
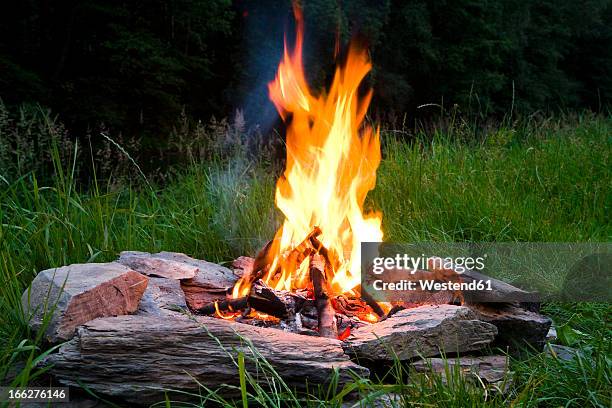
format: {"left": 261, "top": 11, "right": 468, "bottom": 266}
{"left": 14, "top": 5, "right": 559, "bottom": 406}
{"left": 194, "top": 5, "right": 388, "bottom": 338}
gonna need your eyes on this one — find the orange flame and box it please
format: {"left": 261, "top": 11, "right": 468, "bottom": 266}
{"left": 249, "top": 5, "right": 383, "bottom": 297}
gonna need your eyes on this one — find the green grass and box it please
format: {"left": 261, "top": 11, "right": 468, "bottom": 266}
{"left": 0, "top": 112, "right": 610, "bottom": 406}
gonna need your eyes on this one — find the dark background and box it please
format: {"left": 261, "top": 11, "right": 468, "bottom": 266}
{"left": 1, "top": 0, "right": 611, "bottom": 145}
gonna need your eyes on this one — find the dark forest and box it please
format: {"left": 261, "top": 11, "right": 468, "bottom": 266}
{"left": 1, "top": 0, "right": 610, "bottom": 140}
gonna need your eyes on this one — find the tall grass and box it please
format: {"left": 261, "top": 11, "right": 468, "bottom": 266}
{"left": 374, "top": 113, "right": 610, "bottom": 241}
{"left": 0, "top": 111, "right": 610, "bottom": 406}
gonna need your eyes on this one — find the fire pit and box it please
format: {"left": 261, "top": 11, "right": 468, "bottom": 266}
{"left": 18, "top": 5, "right": 553, "bottom": 405}
{"left": 21, "top": 249, "right": 552, "bottom": 405}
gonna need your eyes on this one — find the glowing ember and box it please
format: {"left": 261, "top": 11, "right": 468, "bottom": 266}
{"left": 214, "top": 301, "right": 240, "bottom": 320}
{"left": 233, "top": 5, "right": 383, "bottom": 305}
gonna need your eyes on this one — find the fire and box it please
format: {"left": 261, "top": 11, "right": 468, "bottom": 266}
{"left": 235, "top": 5, "right": 383, "bottom": 298}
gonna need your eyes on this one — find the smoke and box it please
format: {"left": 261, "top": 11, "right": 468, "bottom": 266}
{"left": 233, "top": 1, "right": 292, "bottom": 135}
{"left": 232, "top": 1, "right": 341, "bottom": 136}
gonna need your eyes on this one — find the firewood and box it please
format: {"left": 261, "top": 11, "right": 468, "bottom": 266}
{"left": 309, "top": 234, "right": 340, "bottom": 273}
{"left": 248, "top": 281, "right": 289, "bottom": 319}
{"left": 195, "top": 281, "right": 306, "bottom": 320}
{"left": 239, "top": 227, "right": 323, "bottom": 294}
{"left": 267, "top": 227, "right": 322, "bottom": 283}
{"left": 195, "top": 296, "right": 248, "bottom": 315}
{"left": 359, "top": 287, "right": 385, "bottom": 317}
{"left": 250, "top": 239, "right": 274, "bottom": 281}
{"left": 288, "top": 226, "right": 321, "bottom": 264}
{"left": 310, "top": 255, "right": 338, "bottom": 339}
{"left": 333, "top": 295, "right": 371, "bottom": 316}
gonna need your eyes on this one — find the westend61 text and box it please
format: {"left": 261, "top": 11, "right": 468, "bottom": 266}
{"left": 372, "top": 279, "right": 493, "bottom": 292}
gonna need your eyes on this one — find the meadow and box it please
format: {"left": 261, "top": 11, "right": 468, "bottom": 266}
{"left": 0, "top": 110, "right": 610, "bottom": 407}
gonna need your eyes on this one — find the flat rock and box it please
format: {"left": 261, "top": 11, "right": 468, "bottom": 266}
{"left": 343, "top": 305, "right": 497, "bottom": 361}
{"left": 117, "top": 251, "right": 242, "bottom": 310}
{"left": 232, "top": 256, "right": 255, "bottom": 274}
{"left": 469, "top": 304, "right": 551, "bottom": 351}
{"left": 545, "top": 344, "right": 581, "bottom": 361}
{"left": 117, "top": 251, "right": 200, "bottom": 279}
{"left": 412, "top": 355, "right": 509, "bottom": 383}
{"left": 342, "top": 393, "right": 400, "bottom": 408}
{"left": 461, "top": 269, "right": 538, "bottom": 303}
{"left": 22, "top": 263, "right": 148, "bottom": 343}
{"left": 137, "top": 277, "right": 187, "bottom": 315}
{"left": 180, "top": 260, "right": 242, "bottom": 310}
{"left": 43, "top": 313, "right": 368, "bottom": 405}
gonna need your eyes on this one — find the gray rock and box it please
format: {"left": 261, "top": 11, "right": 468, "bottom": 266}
{"left": 117, "top": 251, "right": 200, "bottom": 279}
{"left": 411, "top": 355, "right": 512, "bottom": 393}
{"left": 545, "top": 344, "right": 581, "bottom": 361}
{"left": 22, "top": 263, "right": 148, "bottom": 343}
{"left": 461, "top": 269, "right": 538, "bottom": 303}
{"left": 180, "top": 259, "right": 242, "bottom": 310}
{"left": 117, "top": 250, "right": 241, "bottom": 310}
{"left": 43, "top": 313, "right": 368, "bottom": 406}
{"left": 470, "top": 304, "right": 551, "bottom": 351}
{"left": 343, "top": 305, "right": 497, "bottom": 361}
{"left": 137, "top": 277, "right": 187, "bottom": 315}
{"left": 412, "top": 355, "right": 509, "bottom": 383}
{"left": 342, "top": 393, "right": 401, "bottom": 408}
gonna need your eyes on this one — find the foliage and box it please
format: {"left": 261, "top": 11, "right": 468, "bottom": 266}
{"left": 0, "top": 102, "right": 77, "bottom": 182}
{"left": 1, "top": 1, "right": 611, "bottom": 143}
{"left": 374, "top": 0, "right": 612, "bottom": 116}
{"left": 373, "top": 112, "right": 611, "bottom": 242}
{"left": 0, "top": 0, "right": 234, "bottom": 138}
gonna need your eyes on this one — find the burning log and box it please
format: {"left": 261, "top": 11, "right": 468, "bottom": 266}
{"left": 309, "top": 233, "right": 341, "bottom": 274}
{"left": 195, "top": 281, "right": 307, "bottom": 321}
{"left": 290, "top": 226, "right": 321, "bottom": 263}
{"left": 310, "top": 255, "right": 338, "bottom": 339}
{"left": 248, "top": 240, "right": 274, "bottom": 283}
{"left": 242, "top": 226, "right": 322, "bottom": 289}
{"left": 333, "top": 295, "right": 370, "bottom": 316}
{"left": 196, "top": 228, "right": 385, "bottom": 337}
{"left": 248, "top": 281, "right": 289, "bottom": 319}
{"left": 384, "top": 304, "right": 406, "bottom": 319}
{"left": 359, "top": 287, "right": 385, "bottom": 318}
{"left": 195, "top": 296, "right": 248, "bottom": 315}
